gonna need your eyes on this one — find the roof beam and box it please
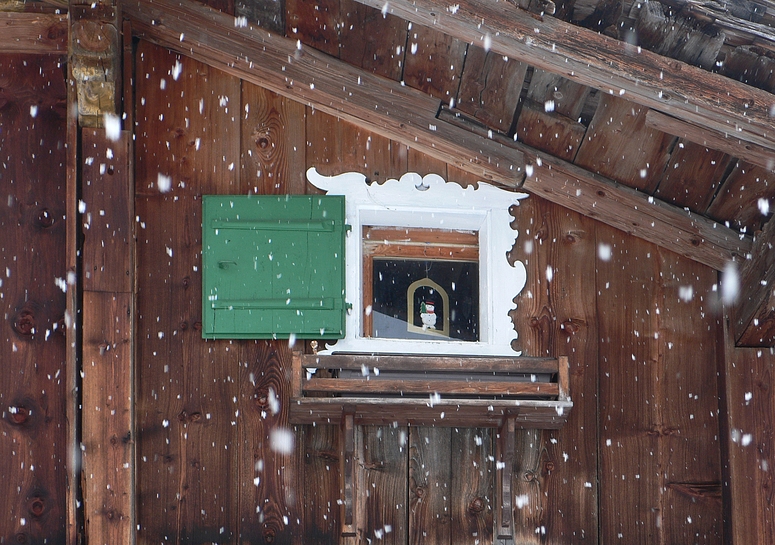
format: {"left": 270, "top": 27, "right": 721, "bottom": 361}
{"left": 357, "top": 0, "right": 775, "bottom": 154}
{"left": 734, "top": 217, "right": 775, "bottom": 346}
{"left": 123, "top": 0, "right": 525, "bottom": 188}
{"left": 440, "top": 108, "right": 751, "bottom": 271}
{"left": 0, "top": 12, "right": 67, "bottom": 54}
{"left": 123, "top": 0, "right": 750, "bottom": 271}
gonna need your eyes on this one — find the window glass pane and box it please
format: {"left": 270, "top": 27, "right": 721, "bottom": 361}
{"left": 371, "top": 258, "right": 478, "bottom": 341}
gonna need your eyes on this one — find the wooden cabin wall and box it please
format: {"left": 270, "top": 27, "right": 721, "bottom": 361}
{"left": 0, "top": 55, "right": 68, "bottom": 544}
{"left": 132, "top": 39, "right": 735, "bottom": 545}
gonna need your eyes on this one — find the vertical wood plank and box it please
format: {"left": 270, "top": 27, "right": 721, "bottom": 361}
{"left": 722, "top": 319, "right": 775, "bottom": 545}
{"left": 285, "top": 0, "right": 340, "bottom": 57}
{"left": 408, "top": 427, "right": 451, "bottom": 545}
{"left": 449, "top": 428, "right": 493, "bottom": 545}
{"left": 0, "top": 54, "right": 68, "bottom": 545}
{"left": 241, "top": 82, "right": 306, "bottom": 195}
{"left": 340, "top": 0, "right": 407, "bottom": 81}
{"left": 81, "top": 292, "right": 134, "bottom": 544}
{"left": 239, "top": 341, "right": 299, "bottom": 544}
{"left": 509, "top": 195, "right": 600, "bottom": 543}
{"left": 403, "top": 25, "right": 467, "bottom": 102}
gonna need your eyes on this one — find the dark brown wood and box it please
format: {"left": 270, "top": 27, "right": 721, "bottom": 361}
{"left": 236, "top": 0, "right": 285, "bottom": 34}
{"left": 124, "top": 0, "right": 525, "bottom": 188}
{"left": 441, "top": 106, "right": 752, "bottom": 272}
{"left": 0, "top": 13, "right": 67, "bottom": 53}
{"left": 356, "top": 0, "right": 775, "bottom": 153}
{"left": 81, "top": 129, "right": 133, "bottom": 292}
{"left": 81, "top": 292, "right": 134, "bottom": 544}
{"left": 408, "top": 427, "right": 451, "bottom": 545}
{"left": 515, "top": 99, "right": 586, "bottom": 162}
{"left": 575, "top": 93, "right": 675, "bottom": 193}
{"left": 299, "top": 353, "right": 561, "bottom": 374}
{"left": 735, "top": 217, "right": 775, "bottom": 346}
{"left": 525, "top": 69, "right": 590, "bottom": 121}
{"left": 0, "top": 57, "right": 68, "bottom": 544}
{"left": 456, "top": 45, "right": 527, "bottom": 133}
{"left": 403, "top": 24, "right": 467, "bottom": 101}
{"left": 341, "top": 410, "right": 356, "bottom": 536}
{"left": 304, "top": 378, "right": 560, "bottom": 397}
{"left": 508, "top": 195, "right": 600, "bottom": 543}
{"left": 496, "top": 415, "right": 516, "bottom": 539}
{"left": 707, "top": 161, "right": 775, "bottom": 232}
{"left": 241, "top": 81, "right": 307, "bottom": 195}
{"left": 122, "top": 19, "right": 134, "bottom": 128}
{"left": 720, "top": 316, "right": 775, "bottom": 545}
{"left": 339, "top": 0, "right": 407, "bottom": 81}
{"left": 645, "top": 109, "right": 774, "bottom": 174}
{"left": 285, "top": 0, "right": 339, "bottom": 56}
{"left": 450, "top": 428, "right": 493, "bottom": 544}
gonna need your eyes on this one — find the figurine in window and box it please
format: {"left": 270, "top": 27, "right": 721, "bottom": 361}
{"left": 420, "top": 300, "right": 437, "bottom": 331}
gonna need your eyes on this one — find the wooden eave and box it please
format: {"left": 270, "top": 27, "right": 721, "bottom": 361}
{"left": 123, "top": 0, "right": 752, "bottom": 273}
{"left": 0, "top": 12, "right": 67, "bottom": 53}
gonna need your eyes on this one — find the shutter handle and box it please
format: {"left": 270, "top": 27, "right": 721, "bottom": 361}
{"left": 218, "top": 260, "right": 237, "bottom": 269}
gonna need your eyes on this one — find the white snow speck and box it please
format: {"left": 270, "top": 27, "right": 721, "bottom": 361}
{"left": 544, "top": 100, "right": 555, "bottom": 112}
{"left": 483, "top": 34, "right": 492, "bottom": 52}
{"left": 157, "top": 173, "right": 172, "bottom": 193}
{"left": 758, "top": 198, "right": 770, "bottom": 216}
{"left": 721, "top": 261, "right": 739, "bottom": 305}
{"left": 515, "top": 494, "right": 530, "bottom": 508}
{"left": 268, "top": 387, "right": 280, "bottom": 415}
{"left": 545, "top": 265, "right": 553, "bottom": 282}
{"left": 172, "top": 60, "right": 183, "bottom": 80}
{"left": 598, "top": 243, "right": 612, "bottom": 261}
{"left": 678, "top": 285, "right": 693, "bottom": 302}
{"left": 55, "top": 277, "right": 67, "bottom": 293}
{"left": 30, "top": 105, "right": 38, "bottom": 118}
{"left": 104, "top": 113, "right": 121, "bottom": 141}
{"left": 741, "top": 433, "right": 753, "bottom": 446}
{"left": 234, "top": 15, "right": 248, "bottom": 28}
{"left": 270, "top": 428, "right": 294, "bottom": 454}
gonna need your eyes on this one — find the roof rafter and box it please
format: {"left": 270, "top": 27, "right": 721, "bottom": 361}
{"left": 356, "top": 0, "right": 775, "bottom": 156}
{"left": 735, "top": 217, "right": 775, "bottom": 346}
{"left": 123, "top": 0, "right": 751, "bottom": 270}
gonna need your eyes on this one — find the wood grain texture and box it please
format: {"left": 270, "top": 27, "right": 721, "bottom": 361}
{"left": 355, "top": 0, "right": 775, "bottom": 153}
{"left": 525, "top": 69, "right": 590, "bottom": 121}
{"left": 340, "top": 0, "right": 407, "bottom": 81}
{"left": 456, "top": 45, "right": 526, "bottom": 133}
{"left": 706, "top": 161, "right": 775, "bottom": 232}
{"left": 0, "top": 12, "right": 67, "bottom": 53}
{"left": 134, "top": 40, "right": 241, "bottom": 197}
{"left": 408, "top": 427, "right": 451, "bottom": 545}
{"left": 241, "top": 82, "right": 306, "bottom": 195}
{"left": 508, "top": 195, "right": 600, "bottom": 543}
{"left": 238, "top": 341, "right": 300, "bottom": 544}
{"left": 81, "top": 292, "right": 134, "bottom": 545}
{"left": 0, "top": 76, "right": 68, "bottom": 545}
{"left": 575, "top": 93, "right": 675, "bottom": 192}
{"left": 722, "top": 319, "right": 775, "bottom": 545}
{"left": 735, "top": 217, "right": 775, "bottom": 346}
{"left": 236, "top": 0, "right": 284, "bottom": 34}
{"left": 403, "top": 24, "right": 467, "bottom": 101}
{"left": 450, "top": 428, "right": 493, "bottom": 544}
{"left": 285, "top": 0, "right": 339, "bottom": 57}
{"left": 515, "top": 100, "right": 586, "bottom": 162}
{"left": 81, "top": 129, "right": 133, "bottom": 293}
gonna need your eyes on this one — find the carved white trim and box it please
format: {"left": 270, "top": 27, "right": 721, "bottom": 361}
{"left": 307, "top": 168, "right": 528, "bottom": 356}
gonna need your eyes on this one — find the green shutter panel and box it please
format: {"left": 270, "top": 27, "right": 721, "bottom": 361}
{"left": 202, "top": 195, "right": 346, "bottom": 339}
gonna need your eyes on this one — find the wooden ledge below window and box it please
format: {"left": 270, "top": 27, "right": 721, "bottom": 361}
{"left": 289, "top": 352, "right": 572, "bottom": 429}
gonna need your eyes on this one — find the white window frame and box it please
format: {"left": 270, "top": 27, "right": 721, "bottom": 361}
{"left": 307, "top": 168, "right": 528, "bottom": 356}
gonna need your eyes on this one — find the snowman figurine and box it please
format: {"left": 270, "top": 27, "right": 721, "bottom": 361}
{"left": 420, "top": 299, "right": 437, "bottom": 331}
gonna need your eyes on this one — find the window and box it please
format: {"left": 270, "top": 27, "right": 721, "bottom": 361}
{"left": 307, "top": 168, "right": 528, "bottom": 356}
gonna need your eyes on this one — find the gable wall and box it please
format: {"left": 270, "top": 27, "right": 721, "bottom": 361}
{"left": 131, "top": 39, "right": 735, "bottom": 545}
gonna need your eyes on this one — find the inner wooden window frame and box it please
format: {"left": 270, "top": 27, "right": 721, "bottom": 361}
{"left": 361, "top": 226, "right": 480, "bottom": 340}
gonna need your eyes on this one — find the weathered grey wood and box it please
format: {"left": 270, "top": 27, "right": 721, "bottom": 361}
{"left": 124, "top": 0, "right": 525, "bottom": 187}
{"left": 0, "top": 13, "right": 67, "bottom": 53}
{"left": 735, "top": 217, "right": 775, "bottom": 346}
{"left": 440, "top": 107, "right": 752, "bottom": 271}
{"left": 236, "top": 0, "right": 284, "bottom": 33}
{"left": 645, "top": 109, "right": 775, "bottom": 173}
{"left": 408, "top": 427, "right": 452, "bottom": 545}
{"left": 706, "top": 161, "right": 775, "bottom": 232}
{"left": 356, "top": 0, "right": 775, "bottom": 153}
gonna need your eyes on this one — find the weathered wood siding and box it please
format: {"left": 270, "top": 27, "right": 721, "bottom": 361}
{"left": 130, "top": 39, "right": 744, "bottom": 544}
{"left": 0, "top": 54, "right": 68, "bottom": 545}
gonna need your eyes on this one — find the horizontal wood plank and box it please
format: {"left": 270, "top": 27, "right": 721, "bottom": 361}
{"left": 0, "top": 13, "right": 67, "bottom": 54}
{"left": 124, "top": 0, "right": 525, "bottom": 187}
{"left": 359, "top": 0, "right": 775, "bottom": 153}
{"left": 303, "top": 378, "right": 560, "bottom": 396}
{"left": 299, "top": 353, "right": 560, "bottom": 374}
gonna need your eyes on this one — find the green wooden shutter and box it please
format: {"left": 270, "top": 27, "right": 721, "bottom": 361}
{"left": 202, "top": 195, "right": 347, "bottom": 339}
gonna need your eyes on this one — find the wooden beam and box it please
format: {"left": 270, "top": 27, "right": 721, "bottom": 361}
{"left": 0, "top": 12, "right": 67, "bottom": 53}
{"left": 123, "top": 0, "right": 752, "bottom": 271}
{"left": 645, "top": 109, "right": 775, "bottom": 173}
{"left": 734, "top": 217, "right": 775, "bottom": 346}
{"left": 440, "top": 107, "right": 752, "bottom": 272}
{"left": 123, "top": 0, "right": 525, "bottom": 187}
{"left": 357, "top": 0, "right": 775, "bottom": 154}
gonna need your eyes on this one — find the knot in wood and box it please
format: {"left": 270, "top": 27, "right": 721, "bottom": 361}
{"left": 98, "top": 341, "right": 110, "bottom": 356}
{"left": 193, "top": 321, "right": 202, "bottom": 332}
{"left": 14, "top": 310, "right": 36, "bottom": 337}
{"left": 110, "top": 434, "right": 118, "bottom": 446}
{"left": 414, "top": 486, "right": 425, "bottom": 498}
{"left": 561, "top": 320, "right": 579, "bottom": 335}
{"left": 15, "top": 533, "right": 27, "bottom": 544}
{"left": 523, "top": 470, "right": 537, "bottom": 482}
{"left": 182, "top": 276, "right": 191, "bottom": 289}
{"left": 9, "top": 406, "right": 29, "bottom": 425}
{"left": 690, "top": 238, "right": 701, "bottom": 247}
{"left": 256, "top": 137, "right": 270, "bottom": 149}
{"left": 263, "top": 528, "right": 275, "bottom": 543}
{"left": 37, "top": 208, "right": 55, "bottom": 228}
{"left": 544, "top": 461, "right": 555, "bottom": 473}
{"left": 29, "top": 497, "right": 45, "bottom": 517}
{"left": 179, "top": 321, "right": 188, "bottom": 331}
{"left": 468, "top": 496, "right": 485, "bottom": 514}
